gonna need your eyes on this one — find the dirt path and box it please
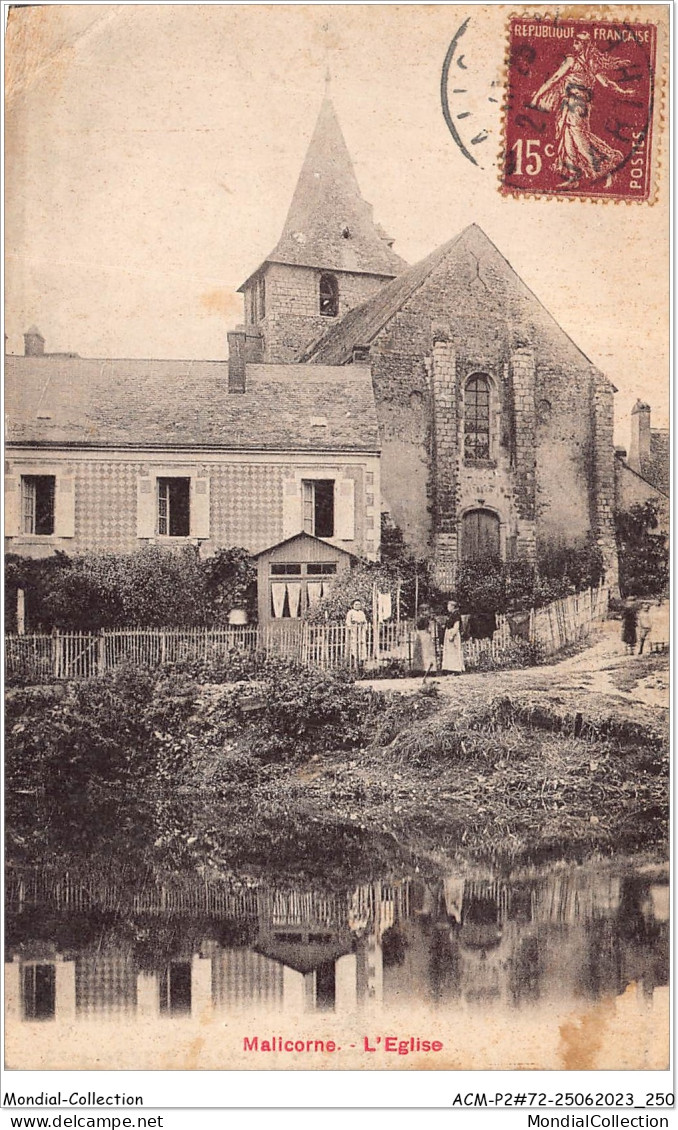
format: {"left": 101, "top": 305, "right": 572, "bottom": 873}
{"left": 363, "top": 617, "right": 668, "bottom": 712}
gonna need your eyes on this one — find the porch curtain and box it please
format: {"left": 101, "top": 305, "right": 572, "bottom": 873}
{"left": 286, "top": 582, "right": 302, "bottom": 619}
{"left": 307, "top": 582, "right": 323, "bottom": 607}
{"left": 271, "top": 583, "right": 287, "bottom": 620}
{"left": 321, "top": 580, "right": 333, "bottom": 599}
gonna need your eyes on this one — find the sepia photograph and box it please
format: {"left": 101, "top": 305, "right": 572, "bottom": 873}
{"left": 3, "top": 2, "right": 670, "bottom": 1078}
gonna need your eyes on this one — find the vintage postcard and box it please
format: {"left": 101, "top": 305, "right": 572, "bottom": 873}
{"left": 3, "top": 1, "right": 670, "bottom": 1088}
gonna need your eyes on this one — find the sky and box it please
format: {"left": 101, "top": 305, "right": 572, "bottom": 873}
{"left": 5, "top": 3, "right": 670, "bottom": 448}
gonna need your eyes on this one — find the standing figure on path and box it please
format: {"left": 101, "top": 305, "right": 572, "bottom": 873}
{"left": 530, "top": 34, "right": 633, "bottom": 188}
{"left": 411, "top": 614, "right": 438, "bottom": 676}
{"left": 621, "top": 601, "right": 638, "bottom": 655}
{"left": 441, "top": 600, "right": 465, "bottom": 675}
{"left": 346, "top": 599, "right": 368, "bottom": 668}
{"left": 636, "top": 602, "right": 652, "bottom": 655}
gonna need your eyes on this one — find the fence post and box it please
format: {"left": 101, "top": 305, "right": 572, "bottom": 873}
{"left": 160, "top": 631, "right": 166, "bottom": 666}
{"left": 16, "top": 588, "right": 25, "bottom": 636}
{"left": 51, "top": 627, "right": 60, "bottom": 679}
{"left": 97, "top": 630, "right": 106, "bottom": 676}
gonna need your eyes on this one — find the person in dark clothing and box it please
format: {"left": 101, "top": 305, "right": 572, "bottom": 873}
{"left": 621, "top": 602, "right": 638, "bottom": 655}
{"left": 468, "top": 610, "right": 497, "bottom": 641}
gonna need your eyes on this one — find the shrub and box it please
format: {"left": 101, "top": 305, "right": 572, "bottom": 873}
{"left": 6, "top": 664, "right": 199, "bottom": 799}
{"left": 201, "top": 547, "right": 257, "bottom": 623}
{"left": 616, "top": 501, "right": 669, "bottom": 598}
{"left": 5, "top": 544, "right": 257, "bottom": 632}
{"left": 162, "top": 648, "right": 271, "bottom": 684}
{"left": 467, "top": 639, "right": 544, "bottom": 672}
{"left": 456, "top": 542, "right": 604, "bottom": 615}
{"left": 228, "top": 661, "right": 380, "bottom": 762}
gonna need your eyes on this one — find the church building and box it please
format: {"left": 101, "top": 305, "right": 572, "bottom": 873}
{"left": 5, "top": 94, "right": 619, "bottom": 591}
{"left": 227, "top": 95, "right": 619, "bottom": 588}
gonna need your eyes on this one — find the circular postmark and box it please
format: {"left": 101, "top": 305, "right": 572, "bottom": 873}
{"left": 440, "top": 18, "right": 503, "bottom": 171}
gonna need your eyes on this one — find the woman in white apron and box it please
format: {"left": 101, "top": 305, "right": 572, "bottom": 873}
{"left": 441, "top": 600, "right": 465, "bottom": 675}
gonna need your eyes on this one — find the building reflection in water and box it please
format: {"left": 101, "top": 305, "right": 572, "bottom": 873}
{"left": 5, "top": 864, "right": 668, "bottom": 1026}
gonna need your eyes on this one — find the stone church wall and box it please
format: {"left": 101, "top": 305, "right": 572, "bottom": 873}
{"left": 360, "top": 231, "right": 614, "bottom": 580}
{"left": 254, "top": 263, "right": 388, "bottom": 363}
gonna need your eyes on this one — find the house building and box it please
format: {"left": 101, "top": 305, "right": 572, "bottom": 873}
{"left": 615, "top": 401, "right": 669, "bottom": 526}
{"left": 4, "top": 353, "right": 380, "bottom": 573}
{"left": 6, "top": 93, "right": 625, "bottom": 591}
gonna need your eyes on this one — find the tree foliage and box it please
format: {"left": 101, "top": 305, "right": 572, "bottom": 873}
{"left": 456, "top": 540, "right": 605, "bottom": 614}
{"left": 615, "top": 501, "right": 669, "bottom": 598}
{"left": 6, "top": 545, "right": 257, "bottom": 631}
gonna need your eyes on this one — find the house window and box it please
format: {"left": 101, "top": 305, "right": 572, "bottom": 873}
{"left": 22, "top": 964, "right": 56, "bottom": 1020}
{"left": 258, "top": 276, "right": 266, "bottom": 320}
{"left": 319, "top": 273, "right": 339, "bottom": 317}
{"left": 464, "top": 374, "right": 491, "bottom": 461}
{"left": 158, "top": 962, "right": 192, "bottom": 1015}
{"left": 302, "top": 479, "right": 334, "bottom": 537}
{"left": 306, "top": 563, "right": 337, "bottom": 575}
{"left": 157, "top": 477, "right": 190, "bottom": 536}
{"left": 270, "top": 563, "right": 302, "bottom": 575}
{"left": 21, "top": 475, "right": 55, "bottom": 535}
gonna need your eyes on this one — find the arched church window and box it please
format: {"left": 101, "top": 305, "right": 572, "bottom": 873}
{"left": 319, "top": 273, "right": 339, "bottom": 317}
{"left": 464, "top": 374, "right": 491, "bottom": 461}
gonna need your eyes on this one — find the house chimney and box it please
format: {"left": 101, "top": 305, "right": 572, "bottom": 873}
{"left": 629, "top": 399, "right": 651, "bottom": 472}
{"left": 227, "top": 326, "right": 263, "bottom": 393}
{"left": 24, "top": 325, "right": 45, "bottom": 357}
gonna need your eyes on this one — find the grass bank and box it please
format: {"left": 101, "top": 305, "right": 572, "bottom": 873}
{"left": 6, "top": 658, "right": 668, "bottom": 880}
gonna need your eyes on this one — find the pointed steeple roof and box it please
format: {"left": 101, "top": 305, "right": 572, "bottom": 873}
{"left": 240, "top": 98, "right": 406, "bottom": 289}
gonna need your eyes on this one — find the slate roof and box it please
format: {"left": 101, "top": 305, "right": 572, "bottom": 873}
{"left": 4, "top": 357, "right": 380, "bottom": 452}
{"left": 299, "top": 224, "right": 615, "bottom": 389}
{"left": 239, "top": 98, "right": 406, "bottom": 288}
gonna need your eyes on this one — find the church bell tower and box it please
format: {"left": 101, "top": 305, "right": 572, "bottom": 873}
{"left": 237, "top": 92, "right": 406, "bottom": 363}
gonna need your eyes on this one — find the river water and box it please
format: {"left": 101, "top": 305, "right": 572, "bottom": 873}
{"left": 5, "top": 854, "right": 669, "bottom": 1071}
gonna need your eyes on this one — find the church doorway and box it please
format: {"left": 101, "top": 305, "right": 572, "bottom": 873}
{"left": 461, "top": 508, "right": 501, "bottom": 561}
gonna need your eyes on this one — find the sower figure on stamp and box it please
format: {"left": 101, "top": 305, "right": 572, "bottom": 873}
{"left": 530, "top": 33, "right": 634, "bottom": 188}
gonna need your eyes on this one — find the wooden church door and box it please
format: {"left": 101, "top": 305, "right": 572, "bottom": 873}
{"left": 461, "top": 509, "right": 501, "bottom": 561}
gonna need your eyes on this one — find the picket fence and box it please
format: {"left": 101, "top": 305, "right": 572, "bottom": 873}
{"left": 5, "top": 585, "right": 608, "bottom": 683}
{"left": 6, "top": 864, "right": 410, "bottom": 928}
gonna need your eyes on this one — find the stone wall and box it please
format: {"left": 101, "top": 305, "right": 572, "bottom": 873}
{"left": 356, "top": 227, "right": 615, "bottom": 581}
{"left": 250, "top": 263, "right": 389, "bottom": 362}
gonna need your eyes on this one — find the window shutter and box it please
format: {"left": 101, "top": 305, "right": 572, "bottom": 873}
{"left": 191, "top": 475, "right": 210, "bottom": 538}
{"left": 4, "top": 475, "right": 20, "bottom": 536}
{"left": 282, "top": 479, "right": 302, "bottom": 539}
{"left": 335, "top": 478, "right": 355, "bottom": 540}
{"left": 54, "top": 472, "right": 75, "bottom": 537}
{"left": 137, "top": 474, "right": 156, "bottom": 538}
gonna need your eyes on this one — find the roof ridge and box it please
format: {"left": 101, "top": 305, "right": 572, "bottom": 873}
{"left": 299, "top": 226, "right": 475, "bottom": 363}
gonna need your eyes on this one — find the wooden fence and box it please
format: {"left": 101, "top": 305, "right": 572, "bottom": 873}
{"left": 5, "top": 864, "right": 410, "bottom": 930}
{"left": 531, "top": 583, "right": 610, "bottom": 657}
{"left": 5, "top": 619, "right": 411, "bottom": 681}
{"left": 5, "top": 586, "right": 608, "bottom": 683}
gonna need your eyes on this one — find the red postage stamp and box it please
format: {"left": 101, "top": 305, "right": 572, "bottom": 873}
{"left": 502, "top": 15, "right": 657, "bottom": 201}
